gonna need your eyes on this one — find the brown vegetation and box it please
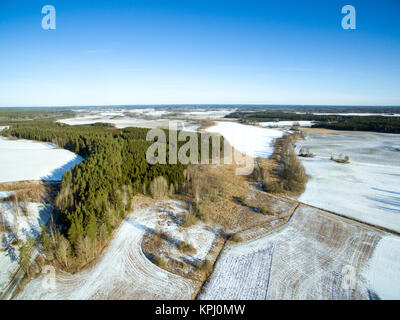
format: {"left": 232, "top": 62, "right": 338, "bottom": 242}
{"left": 149, "top": 176, "right": 169, "bottom": 199}
{"left": 298, "top": 147, "right": 315, "bottom": 158}
{"left": 0, "top": 181, "right": 59, "bottom": 203}
{"left": 229, "top": 232, "right": 243, "bottom": 243}
{"left": 259, "top": 134, "right": 307, "bottom": 196}
{"left": 177, "top": 241, "right": 196, "bottom": 254}
{"left": 153, "top": 255, "right": 167, "bottom": 268}
{"left": 0, "top": 209, "right": 8, "bottom": 233}
{"left": 330, "top": 154, "right": 350, "bottom": 164}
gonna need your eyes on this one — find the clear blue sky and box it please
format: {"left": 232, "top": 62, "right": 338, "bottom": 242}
{"left": 0, "top": 0, "right": 399, "bottom": 107}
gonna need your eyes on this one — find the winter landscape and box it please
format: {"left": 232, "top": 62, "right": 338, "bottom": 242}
{"left": 1, "top": 0, "right": 400, "bottom": 304}
{"left": 1, "top": 105, "right": 400, "bottom": 301}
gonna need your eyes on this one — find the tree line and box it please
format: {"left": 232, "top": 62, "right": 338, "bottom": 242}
{"left": 226, "top": 111, "right": 400, "bottom": 133}
{"left": 1, "top": 121, "right": 219, "bottom": 270}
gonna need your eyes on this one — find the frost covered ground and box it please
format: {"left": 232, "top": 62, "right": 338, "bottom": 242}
{"left": 58, "top": 115, "right": 199, "bottom": 131}
{"left": 206, "top": 121, "right": 282, "bottom": 158}
{"left": 57, "top": 107, "right": 236, "bottom": 130}
{"left": 0, "top": 137, "right": 82, "bottom": 183}
{"left": 16, "top": 200, "right": 205, "bottom": 300}
{"left": 199, "top": 204, "right": 400, "bottom": 300}
{"left": 259, "top": 121, "right": 313, "bottom": 128}
{"left": 296, "top": 132, "right": 400, "bottom": 233}
{"left": 0, "top": 201, "right": 53, "bottom": 294}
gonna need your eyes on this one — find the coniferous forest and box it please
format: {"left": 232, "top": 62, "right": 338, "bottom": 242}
{"left": 226, "top": 111, "right": 400, "bottom": 133}
{"left": 1, "top": 121, "right": 215, "bottom": 269}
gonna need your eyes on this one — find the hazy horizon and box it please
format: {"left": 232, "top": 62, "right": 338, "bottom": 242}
{"left": 1, "top": 0, "right": 399, "bottom": 107}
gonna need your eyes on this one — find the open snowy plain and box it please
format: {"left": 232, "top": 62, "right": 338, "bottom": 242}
{"left": 296, "top": 132, "right": 400, "bottom": 233}
{"left": 206, "top": 121, "right": 282, "bottom": 158}
{"left": 0, "top": 137, "right": 82, "bottom": 183}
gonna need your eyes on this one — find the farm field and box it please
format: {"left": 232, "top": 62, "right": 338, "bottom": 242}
{"left": 259, "top": 121, "right": 314, "bottom": 128}
{"left": 206, "top": 121, "right": 282, "bottom": 158}
{"left": 0, "top": 137, "right": 82, "bottom": 183}
{"left": 199, "top": 204, "right": 400, "bottom": 300}
{"left": 296, "top": 132, "right": 400, "bottom": 233}
{"left": 58, "top": 115, "right": 199, "bottom": 131}
{"left": 57, "top": 108, "right": 236, "bottom": 130}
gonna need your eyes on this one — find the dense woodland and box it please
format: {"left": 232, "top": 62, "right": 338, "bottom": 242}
{"left": 226, "top": 111, "right": 400, "bottom": 133}
{"left": 1, "top": 120, "right": 218, "bottom": 269}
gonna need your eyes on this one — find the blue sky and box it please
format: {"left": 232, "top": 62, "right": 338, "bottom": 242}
{"left": 0, "top": 0, "right": 399, "bottom": 107}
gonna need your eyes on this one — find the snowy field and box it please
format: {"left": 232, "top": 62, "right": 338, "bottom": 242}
{"left": 259, "top": 121, "right": 313, "bottom": 128}
{"left": 296, "top": 132, "right": 400, "bottom": 233}
{"left": 16, "top": 200, "right": 203, "bottom": 300}
{"left": 0, "top": 201, "right": 53, "bottom": 294}
{"left": 199, "top": 205, "right": 400, "bottom": 300}
{"left": 206, "top": 121, "right": 282, "bottom": 158}
{"left": 0, "top": 137, "right": 83, "bottom": 183}
{"left": 58, "top": 107, "right": 236, "bottom": 130}
{"left": 58, "top": 115, "right": 199, "bottom": 131}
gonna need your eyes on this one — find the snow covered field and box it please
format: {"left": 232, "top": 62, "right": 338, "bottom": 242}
{"left": 16, "top": 200, "right": 203, "bottom": 300}
{"left": 206, "top": 121, "right": 282, "bottom": 158}
{"left": 58, "top": 115, "right": 199, "bottom": 131}
{"left": 296, "top": 132, "right": 400, "bottom": 233}
{"left": 58, "top": 107, "right": 236, "bottom": 130}
{"left": 259, "top": 121, "right": 313, "bottom": 128}
{"left": 199, "top": 205, "right": 400, "bottom": 300}
{"left": 0, "top": 137, "right": 83, "bottom": 183}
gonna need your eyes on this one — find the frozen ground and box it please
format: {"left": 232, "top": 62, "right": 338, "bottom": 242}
{"left": 16, "top": 200, "right": 202, "bottom": 300}
{"left": 0, "top": 201, "right": 53, "bottom": 294}
{"left": 259, "top": 121, "right": 313, "bottom": 128}
{"left": 365, "top": 235, "right": 400, "bottom": 299}
{"left": 0, "top": 137, "right": 83, "bottom": 183}
{"left": 296, "top": 132, "right": 400, "bottom": 233}
{"left": 58, "top": 115, "right": 199, "bottom": 131}
{"left": 199, "top": 205, "right": 399, "bottom": 300}
{"left": 206, "top": 121, "right": 282, "bottom": 158}
{"left": 58, "top": 107, "right": 236, "bottom": 130}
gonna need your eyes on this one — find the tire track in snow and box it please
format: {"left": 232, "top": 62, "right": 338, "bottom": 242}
{"left": 15, "top": 205, "right": 199, "bottom": 300}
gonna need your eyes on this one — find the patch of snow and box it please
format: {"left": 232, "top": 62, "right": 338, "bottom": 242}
{"left": 364, "top": 235, "right": 400, "bottom": 299}
{"left": 0, "top": 192, "right": 12, "bottom": 199}
{"left": 206, "top": 121, "right": 282, "bottom": 158}
{"left": 58, "top": 116, "right": 199, "bottom": 131}
{"left": 259, "top": 121, "right": 313, "bottom": 127}
{"left": 0, "top": 137, "right": 83, "bottom": 183}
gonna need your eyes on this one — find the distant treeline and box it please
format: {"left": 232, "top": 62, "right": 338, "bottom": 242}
{"left": 0, "top": 109, "right": 75, "bottom": 123}
{"left": 226, "top": 111, "right": 400, "bottom": 133}
{"left": 1, "top": 121, "right": 220, "bottom": 269}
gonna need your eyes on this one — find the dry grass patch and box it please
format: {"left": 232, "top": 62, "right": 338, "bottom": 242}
{"left": 177, "top": 241, "right": 196, "bottom": 254}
